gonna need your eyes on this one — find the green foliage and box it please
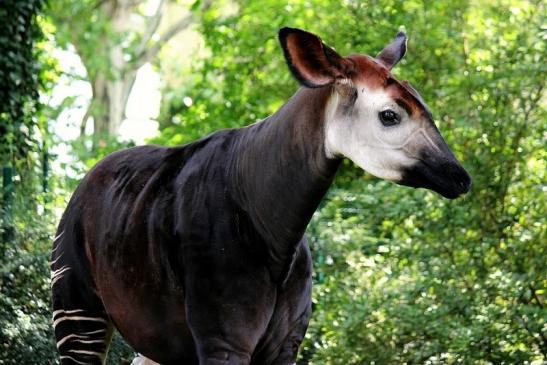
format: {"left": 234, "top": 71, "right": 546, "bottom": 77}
{"left": 0, "top": 247, "right": 56, "bottom": 364}
{"left": 156, "top": 0, "right": 546, "bottom": 364}
{"left": 0, "top": 0, "right": 57, "bottom": 235}
{"left": 0, "top": 2, "right": 58, "bottom": 363}
{"left": 0, "top": 0, "right": 46, "bottom": 166}
{"left": 48, "top": 0, "right": 113, "bottom": 78}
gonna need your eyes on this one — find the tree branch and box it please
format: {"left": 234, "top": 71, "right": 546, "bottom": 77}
{"left": 91, "top": 0, "right": 110, "bottom": 12}
{"left": 134, "top": 0, "right": 167, "bottom": 57}
{"left": 135, "top": 13, "right": 192, "bottom": 67}
{"left": 80, "top": 102, "right": 93, "bottom": 137}
{"left": 121, "top": 70, "right": 138, "bottom": 116}
{"left": 134, "top": 0, "right": 213, "bottom": 68}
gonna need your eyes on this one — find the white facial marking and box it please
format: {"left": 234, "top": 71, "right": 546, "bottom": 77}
{"left": 325, "top": 85, "right": 426, "bottom": 181}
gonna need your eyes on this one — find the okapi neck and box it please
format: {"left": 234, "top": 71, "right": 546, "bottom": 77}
{"left": 230, "top": 87, "right": 341, "bottom": 280}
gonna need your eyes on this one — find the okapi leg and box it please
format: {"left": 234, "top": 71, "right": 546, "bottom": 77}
{"left": 131, "top": 354, "right": 160, "bottom": 365}
{"left": 184, "top": 258, "right": 275, "bottom": 365}
{"left": 51, "top": 231, "right": 114, "bottom": 365}
{"left": 53, "top": 310, "right": 113, "bottom": 365}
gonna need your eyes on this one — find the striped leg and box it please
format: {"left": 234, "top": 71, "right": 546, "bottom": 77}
{"left": 53, "top": 309, "right": 113, "bottom": 365}
{"left": 52, "top": 231, "right": 114, "bottom": 365}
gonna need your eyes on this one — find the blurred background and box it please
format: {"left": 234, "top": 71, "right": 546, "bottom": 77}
{"left": 0, "top": 0, "right": 545, "bottom": 364}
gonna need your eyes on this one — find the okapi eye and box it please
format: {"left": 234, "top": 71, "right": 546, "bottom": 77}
{"left": 379, "top": 110, "right": 400, "bottom": 127}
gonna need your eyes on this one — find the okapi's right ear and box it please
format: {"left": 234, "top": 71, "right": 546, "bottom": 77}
{"left": 279, "top": 27, "right": 352, "bottom": 88}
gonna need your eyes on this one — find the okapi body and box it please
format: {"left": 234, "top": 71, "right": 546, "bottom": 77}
{"left": 51, "top": 28, "right": 471, "bottom": 365}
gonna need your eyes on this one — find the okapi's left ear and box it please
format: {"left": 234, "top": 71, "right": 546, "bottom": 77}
{"left": 376, "top": 31, "right": 407, "bottom": 70}
{"left": 279, "top": 27, "right": 352, "bottom": 88}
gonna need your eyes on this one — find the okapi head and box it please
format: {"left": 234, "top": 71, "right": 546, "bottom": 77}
{"left": 279, "top": 28, "right": 471, "bottom": 199}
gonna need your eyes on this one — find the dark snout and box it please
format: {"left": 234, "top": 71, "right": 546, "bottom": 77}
{"left": 398, "top": 129, "right": 471, "bottom": 199}
{"left": 400, "top": 158, "right": 471, "bottom": 199}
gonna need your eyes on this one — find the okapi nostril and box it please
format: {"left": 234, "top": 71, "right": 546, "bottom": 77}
{"left": 457, "top": 173, "right": 472, "bottom": 192}
{"left": 448, "top": 166, "right": 471, "bottom": 193}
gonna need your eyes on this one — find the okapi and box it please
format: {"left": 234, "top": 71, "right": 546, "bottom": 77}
{"left": 51, "top": 28, "right": 471, "bottom": 365}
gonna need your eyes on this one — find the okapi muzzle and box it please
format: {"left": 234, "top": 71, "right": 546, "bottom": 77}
{"left": 397, "top": 123, "right": 472, "bottom": 199}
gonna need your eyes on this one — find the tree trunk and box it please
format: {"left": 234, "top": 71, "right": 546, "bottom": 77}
{"left": 86, "top": 0, "right": 136, "bottom": 147}
{"left": 67, "top": 0, "right": 212, "bottom": 149}
{"left": 90, "top": 69, "right": 137, "bottom": 146}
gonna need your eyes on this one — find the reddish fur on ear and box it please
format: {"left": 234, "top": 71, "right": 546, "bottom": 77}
{"left": 279, "top": 27, "right": 352, "bottom": 88}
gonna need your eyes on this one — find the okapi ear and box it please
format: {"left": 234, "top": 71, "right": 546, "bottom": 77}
{"left": 376, "top": 31, "right": 407, "bottom": 70}
{"left": 279, "top": 27, "right": 352, "bottom": 88}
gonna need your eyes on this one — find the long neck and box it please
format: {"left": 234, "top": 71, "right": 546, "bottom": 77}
{"left": 229, "top": 87, "right": 341, "bottom": 278}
